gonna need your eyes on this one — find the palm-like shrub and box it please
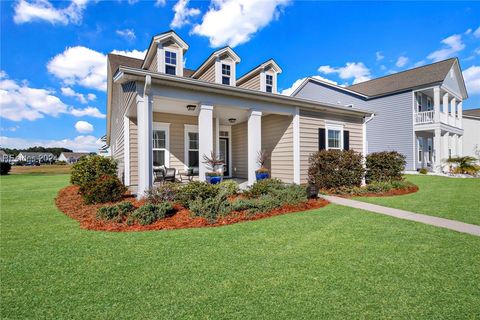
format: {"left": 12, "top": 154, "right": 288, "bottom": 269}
{"left": 447, "top": 156, "right": 479, "bottom": 175}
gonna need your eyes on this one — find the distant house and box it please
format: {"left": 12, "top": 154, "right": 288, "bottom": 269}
{"left": 462, "top": 108, "right": 480, "bottom": 160}
{"left": 98, "top": 135, "right": 110, "bottom": 157}
{"left": 16, "top": 152, "right": 56, "bottom": 163}
{"left": 0, "top": 150, "right": 10, "bottom": 163}
{"left": 57, "top": 152, "right": 91, "bottom": 164}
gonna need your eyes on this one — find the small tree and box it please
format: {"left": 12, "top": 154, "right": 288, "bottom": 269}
{"left": 70, "top": 155, "right": 117, "bottom": 187}
{"left": 0, "top": 163, "right": 12, "bottom": 175}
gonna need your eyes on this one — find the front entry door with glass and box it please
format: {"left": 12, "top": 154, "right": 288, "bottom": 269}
{"left": 219, "top": 137, "right": 229, "bottom": 177}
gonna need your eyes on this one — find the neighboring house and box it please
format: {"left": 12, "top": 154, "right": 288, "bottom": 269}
{"left": 462, "top": 108, "right": 480, "bottom": 160}
{"left": 57, "top": 152, "right": 90, "bottom": 164}
{"left": 16, "top": 152, "right": 56, "bottom": 163}
{"left": 98, "top": 135, "right": 111, "bottom": 157}
{"left": 293, "top": 58, "right": 468, "bottom": 173}
{"left": 107, "top": 30, "right": 373, "bottom": 196}
{"left": 0, "top": 150, "right": 10, "bottom": 163}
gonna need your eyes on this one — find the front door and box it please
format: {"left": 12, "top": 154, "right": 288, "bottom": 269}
{"left": 219, "top": 137, "right": 229, "bottom": 177}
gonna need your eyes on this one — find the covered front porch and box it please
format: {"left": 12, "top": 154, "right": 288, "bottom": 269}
{"left": 124, "top": 80, "right": 298, "bottom": 196}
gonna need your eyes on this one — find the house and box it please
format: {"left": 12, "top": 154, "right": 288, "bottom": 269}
{"left": 57, "top": 152, "right": 91, "bottom": 164}
{"left": 98, "top": 135, "right": 111, "bottom": 157}
{"left": 0, "top": 150, "right": 11, "bottom": 163}
{"left": 293, "top": 58, "right": 468, "bottom": 173}
{"left": 462, "top": 108, "right": 480, "bottom": 160}
{"left": 107, "top": 30, "right": 373, "bottom": 196}
{"left": 16, "top": 152, "right": 56, "bottom": 163}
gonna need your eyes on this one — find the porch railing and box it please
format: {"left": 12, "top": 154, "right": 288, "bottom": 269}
{"left": 415, "top": 110, "right": 435, "bottom": 124}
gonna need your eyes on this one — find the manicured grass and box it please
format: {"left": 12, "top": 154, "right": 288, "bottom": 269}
{"left": 1, "top": 174, "right": 479, "bottom": 319}
{"left": 356, "top": 175, "right": 480, "bottom": 225}
{"left": 10, "top": 164, "right": 72, "bottom": 175}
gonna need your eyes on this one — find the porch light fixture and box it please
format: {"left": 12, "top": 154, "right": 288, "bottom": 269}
{"left": 228, "top": 118, "right": 236, "bottom": 124}
{"left": 186, "top": 104, "right": 196, "bottom": 111}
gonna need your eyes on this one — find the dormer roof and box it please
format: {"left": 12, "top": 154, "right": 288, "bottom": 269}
{"left": 192, "top": 46, "right": 241, "bottom": 78}
{"left": 141, "top": 30, "right": 189, "bottom": 69}
{"left": 236, "top": 59, "right": 282, "bottom": 85}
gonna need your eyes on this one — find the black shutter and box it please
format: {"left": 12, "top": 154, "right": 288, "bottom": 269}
{"left": 319, "top": 128, "right": 326, "bottom": 150}
{"left": 343, "top": 130, "right": 350, "bottom": 150}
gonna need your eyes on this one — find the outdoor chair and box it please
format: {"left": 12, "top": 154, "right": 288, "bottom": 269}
{"left": 179, "top": 167, "right": 199, "bottom": 182}
{"left": 153, "top": 166, "right": 177, "bottom": 183}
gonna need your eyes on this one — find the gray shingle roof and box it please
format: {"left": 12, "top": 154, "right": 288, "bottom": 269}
{"left": 61, "top": 152, "right": 90, "bottom": 159}
{"left": 347, "top": 58, "right": 457, "bottom": 97}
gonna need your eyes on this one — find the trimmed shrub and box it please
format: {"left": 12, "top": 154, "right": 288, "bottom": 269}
{"left": 176, "top": 181, "right": 219, "bottom": 208}
{"left": 243, "top": 178, "right": 285, "bottom": 198}
{"left": 81, "top": 175, "right": 127, "bottom": 204}
{"left": 55, "top": 161, "right": 67, "bottom": 165}
{"left": 219, "top": 180, "right": 239, "bottom": 197}
{"left": 145, "top": 182, "right": 180, "bottom": 204}
{"left": 308, "top": 150, "right": 364, "bottom": 190}
{"left": 365, "top": 151, "right": 406, "bottom": 183}
{"left": 419, "top": 168, "right": 428, "bottom": 175}
{"left": 189, "top": 191, "right": 231, "bottom": 223}
{"left": 70, "top": 155, "right": 117, "bottom": 188}
{"left": 96, "top": 202, "right": 135, "bottom": 222}
{"left": 0, "top": 162, "right": 12, "bottom": 175}
{"left": 131, "top": 202, "right": 173, "bottom": 225}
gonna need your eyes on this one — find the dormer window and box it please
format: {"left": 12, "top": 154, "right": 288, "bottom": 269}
{"left": 165, "top": 51, "right": 177, "bottom": 75}
{"left": 222, "top": 64, "right": 231, "bottom": 85}
{"left": 266, "top": 74, "right": 273, "bottom": 93}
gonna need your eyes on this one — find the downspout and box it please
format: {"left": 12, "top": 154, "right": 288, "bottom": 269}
{"left": 362, "top": 113, "right": 375, "bottom": 185}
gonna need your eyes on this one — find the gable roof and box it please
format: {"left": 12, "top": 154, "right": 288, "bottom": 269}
{"left": 60, "top": 152, "right": 90, "bottom": 159}
{"left": 463, "top": 108, "right": 480, "bottom": 119}
{"left": 347, "top": 58, "right": 461, "bottom": 97}
{"left": 108, "top": 54, "right": 144, "bottom": 76}
{"left": 191, "top": 46, "right": 241, "bottom": 78}
{"left": 236, "top": 59, "right": 282, "bottom": 85}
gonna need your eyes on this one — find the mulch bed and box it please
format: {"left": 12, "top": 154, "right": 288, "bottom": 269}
{"left": 327, "top": 185, "right": 419, "bottom": 198}
{"left": 55, "top": 185, "right": 329, "bottom": 232}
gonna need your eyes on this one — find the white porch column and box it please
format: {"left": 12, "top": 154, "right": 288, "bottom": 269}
{"left": 293, "top": 107, "right": 300, "bottom": 184}
{"left": 433, "top": 86, "right": 441, "bottom": 122}
{"left": 458, "top": 135, "right": 463, "bottom": 156}
{"left": 433, "top": 128, "right": 442, "bottom": 173}
{"left": 198, "top": 104, "right": 214, "bottom": 181}
{"left": 442, "top": 92, "right": 449, "bottom": 114}
{"left": 451, "top": 97, "right": 457, "bottom": 118}
{"left": 248, "top": 110, "right": 262, "bottom": 186}
{"left": 457, "top": 101, "right": 463, "bottom": 128}
{"left": 124, "top": 115, "right": 130, "bottom": 186}
{"left": 137, "top": 94, "right": 153, "bottom": 197}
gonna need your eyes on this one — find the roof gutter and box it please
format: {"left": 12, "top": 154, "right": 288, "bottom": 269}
{"left": 114, "top": 66, "right": 375, "bottom": 117}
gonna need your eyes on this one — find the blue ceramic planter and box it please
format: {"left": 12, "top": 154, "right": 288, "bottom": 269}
{"left": 255, "top": 171, "right": 269, "bottom": 181}
{"left": 206, "top": 175, "right": 222, "bottom": 184}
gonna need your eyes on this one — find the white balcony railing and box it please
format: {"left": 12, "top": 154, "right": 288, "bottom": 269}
{"left": 415, "top": 110, "right": 435, "bottom": 124}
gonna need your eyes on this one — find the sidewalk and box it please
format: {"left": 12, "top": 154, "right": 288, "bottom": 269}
{"left": 323, "top": 195, "right": 480, "bottom": 237}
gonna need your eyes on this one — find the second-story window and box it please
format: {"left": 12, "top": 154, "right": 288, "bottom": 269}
{"left": 222, "top": 64, "right": 231, "bottom": 85}
{"left": 266, "top": 74, "right": 273, "bottom": 93}
{"left": 165, "top": 51, "right": 177, "bottom": 75}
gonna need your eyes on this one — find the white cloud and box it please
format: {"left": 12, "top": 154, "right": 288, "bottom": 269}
{"left": 0, "top": 135, "right": 102, "bottom": 152}
{"left": 395, "top": 56, "right": 409, "bottom": 68}
{"left": 48, "top": 46, "right": 107, "bottom": 91}
{"left": 0, "top": 126, "right": 20, "bottom": 132}
{"left": 75, "top": 120, "right": 94, "bottom": 133}
{"left": 318, "top": 62, "right": 371, "bottom": 84}
{"left": 116, "top": 28, "right": 136, "bottom": 41}
{"left": 0, "top": 77, "right": 68, "bottom": 121}
{"left": 13, "top": 0, "right": 89, "bottom": 25}
{"left": 192, "top": 0, "right": 290, "bottom": 47}
{"left": 155, "top": 0, "right": 166, "bottom": 7}
{"left": 170, "top": 0, "right": 201, "bottom": 29}
{"left": 281, "top": 75, "right": 338, "bottom": 96}
{"left": 110, "top": 49, "right": 147, "bottom": 60}
{"left": 0, "top": 70, "right": 7, "bottom": 79}
{"left": 69, "top": 106, "right": 105, "bottom": 118}
{"left": 427, "top": 34, "right": 465, "bottom": 62}
{"left": 376, "top": 51, "right": 384, "bottom": 61}
{"left": 60, "top": 87, "right": 95, "bottom": 104}
{"left": 474, "top": 26, "right": 480, "bottom": 38}
{"left": 380, "top": 65, "right": 387, "bottom": 71}
{"left": 463, "top": 65, "right": 480, "bottom": 95}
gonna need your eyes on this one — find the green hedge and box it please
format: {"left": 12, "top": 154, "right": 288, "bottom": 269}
{"left": 365, "top": 151, "right": 406, "bottom": 183}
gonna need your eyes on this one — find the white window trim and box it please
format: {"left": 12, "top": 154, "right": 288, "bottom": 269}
{"left": 221, "top": 62, "right": 232, "bottom": 85}
{"left": 218, "top": 125, "right": 232, "bottom": 178}
{"left": 153, "top": 122, "right": 170, "bottom": 168}
{"left": 184, "top": 124, "right": 199, "bottom": 170}
{"left": 417, "top": 137, "right": 423, "bottom": 163}
{"left": 164, "top": 49, "right": 177, "bottom": 75}
{"left": 325, "top": 122, "right": 344, "bottom": 150}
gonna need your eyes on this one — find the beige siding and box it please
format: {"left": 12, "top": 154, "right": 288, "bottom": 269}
{"left": 231, "top": 122, "right": 248, "bottom": 178}
{"left": 238, "top": 73, "right": 260, "bottom": 90}
{"left": 129, "top": 118, "right": 138, "bottom": 186}
{"left": 299, "top": 108, "right": 363, "bottom": 184}
{"left": 262, "top": 115, "right": 294, "bottom": 183}
{"left": 198, "top": 63, "right": 216, "bottom": 83}
{"left": 148, "top": 50, "right": 158, "bottom": 72}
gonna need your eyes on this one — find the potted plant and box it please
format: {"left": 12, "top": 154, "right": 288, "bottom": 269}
{"left": 202, "top": 151, "right": 224, "bottom": 184}
{"left": 255, "top": 150, "right": 270, "bottom": 180}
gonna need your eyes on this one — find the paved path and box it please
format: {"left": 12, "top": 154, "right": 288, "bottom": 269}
{"left": 323, "top": 195, "right": 480, "bottom": 237}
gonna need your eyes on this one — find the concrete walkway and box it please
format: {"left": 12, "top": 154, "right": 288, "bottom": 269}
{"left": 323, "top": 195, "right": 480, "bottom": 237}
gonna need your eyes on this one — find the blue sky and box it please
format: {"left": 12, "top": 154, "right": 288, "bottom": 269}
{"left": 1, "top": 0, "right": 479, "bottom": 151}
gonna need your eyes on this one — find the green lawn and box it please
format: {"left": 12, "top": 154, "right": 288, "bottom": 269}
{"left": 356, "top": 175, "right": 480, "bottom": 226}
{"left": 1, "top": 174, "right": 479, "bottom": 319}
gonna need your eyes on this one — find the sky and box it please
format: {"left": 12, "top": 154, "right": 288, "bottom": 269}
{"left": 1, "top": 0, "right": 479, "bottom": 152}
